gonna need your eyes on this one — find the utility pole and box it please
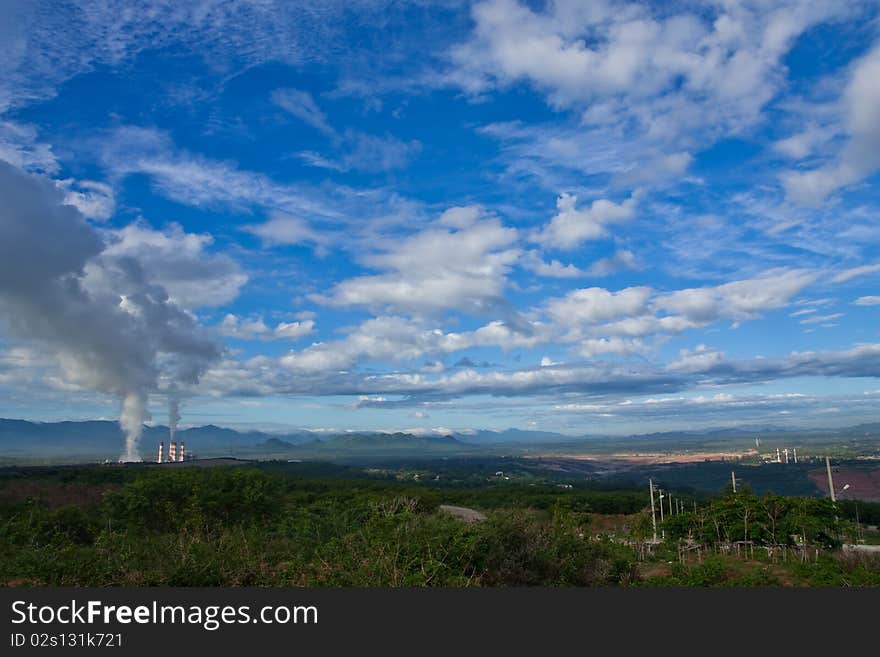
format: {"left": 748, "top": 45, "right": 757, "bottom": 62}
{"left": 856, "top": 503, "right": 863, "bottom": 543}
{"left": 826, "top": 456, "right": 836, "bottom": 502}
{"left": 649, "top": 479, "right": 657, "bottom": 543}
{"left": 731, "top": 470, "right": 737, "bottom": 493}
{"left": 659, "top": 489, "right": 664, "bottom": 523}
{"left": 669, "top": 494, "right": 673, "bottom": 517}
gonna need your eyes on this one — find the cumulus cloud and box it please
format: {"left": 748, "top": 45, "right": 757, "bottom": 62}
{"left": 541, "top": 269, "right": 815, "bottom": 348}
{"left": 535, "top": 193, "right": 635, "bottom": 250}
{"left": 102, "top": 222, "right": 247, "bottom": 309}
{"left": 546, "top": 286, "right": 652, "bottom": 328}
{"left": 315, "top": 206, "right": 521, "bottom": 317}
{"left": 656, "top": 269, "right": 815, "bottom": 324}
{"left": 522, "top": 252, "right": 586, "bottom": 279}
{"left": 450, "top": 0, "right": 855, "bottom": 173}
{"left": 279, "top": 315, "right": 545, "bottom": 374}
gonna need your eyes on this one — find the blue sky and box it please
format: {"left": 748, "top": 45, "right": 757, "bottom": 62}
{"left": 1, "top": 0, "right": 880, "bottom": 437}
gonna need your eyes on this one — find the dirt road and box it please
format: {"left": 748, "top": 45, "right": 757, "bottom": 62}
{"left": 439, "top": 504, "right": 486, "bottom": 522}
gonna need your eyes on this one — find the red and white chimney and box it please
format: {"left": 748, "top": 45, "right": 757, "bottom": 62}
{"left": 178, "top": 442, "right": 185, "bottom": 462}
{"left": 169, "top": 441, "right": 177, "bottom": 462}
{"left": 158, "top": 441, "right": 164, "bottom": 464}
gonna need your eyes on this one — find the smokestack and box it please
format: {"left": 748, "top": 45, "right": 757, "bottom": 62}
{"left": 169, "top": 441, "right": 177, "bottom": 462}
{"left": 178, "top": 441, "right": 185, "bottom": 462}
{"left": 776, "top": 447, "right": 781, "bottom": 463}
{"left": 158, "top": 441, "right": 164, "bottom": 464}
{"left": 784, "top": 448, "right": 789, "bottom": 464}
{"left": 793, "top": 448, "right": 798, "bottom": 464}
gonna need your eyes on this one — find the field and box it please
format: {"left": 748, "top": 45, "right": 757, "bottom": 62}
{"left": 807, "top": 464, "right": 880, "bottom": 502}
{"left": 1, "top": 459, "right": 879, "bottom": 588}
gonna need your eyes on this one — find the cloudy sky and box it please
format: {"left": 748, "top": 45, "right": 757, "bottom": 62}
{"left": 1, "top": 0, "right": 880, "bottom": 437}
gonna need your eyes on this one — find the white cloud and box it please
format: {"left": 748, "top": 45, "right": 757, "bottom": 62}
{"left": 772, "top": 123, "right": 837, "bottom": 160}
{"left": 521, "top": 251, "right": 585, "bottom": 278}
{"left": 535, "top": 193, "right": 635, "bottom": 250}
{"left": 279, "top": 315, "right": 546, "bottom": 374}
{"left": 315, "top": 207, "right": 520, "bottom": 316}
{"left": 546, "top": 286, "right": 652, "bottom": 327}
{"left": 281, "top": 316, "right": 446, "bottom": 373}
{"left": 0, "top": 121, "right": 58, "bottom": 173}
{"left": 542, "top": 269, "right": 815, "bottom": 345}
{"left": 101, "top": 222, "right": 248, "bottom": 309}
{"left": 273, "top": 88, "right": 420, "bottom": 173}
{"left": 656, "top": 269, "right": 815, "bottom": 324}
{"left": 576, "top": 337, "right": 647, "bottom": 358}
{"left": 783, "top": 44, "right": 880, "bottom": 203}
{"left": 59, "top": 179, "right": 115, "bottom": 221}
{"left": 99, "top": 126, "right": 352, "bottom": 223}
{"left": 299, "top": 130, "right": 421, "bottom": 173}
{"left": 853, "top": 296, "right": 880, "bottom": 306}
{"left": 799, "top": 313, "right": 844, "bottom": 325}
{"left": 242, "top": 212, "right": 325, "bottom": 248}
{"left": 272, "top": 88, "right": 335, "bottom": 136}
{"left": 587, "top": 249, "right": 639, "bottom": 277}
{"left": 219, "top": 314, "right": 314, "bottom": 342}
{"left": 1, "top": 1, "right": 385, "bottom": 113}
{"left": 832, "top": 263, "right": 880, "bottom": 284}
{"left": 451, "top": 0, "right": 853, "bottom": 166}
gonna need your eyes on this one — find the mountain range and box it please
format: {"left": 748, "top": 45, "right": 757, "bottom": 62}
{"left": 1, "top": 418, "right": 877, "bottom": 463}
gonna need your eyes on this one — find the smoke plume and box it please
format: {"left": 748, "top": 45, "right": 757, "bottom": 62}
{"left": 168, "top": 397, "right": 181, "bottom": 442}
{"left": 0, "top": 161, "right": 221, "bottom": 461}
{"left": 120, "top": 392, "right": 149, "bottom": 462}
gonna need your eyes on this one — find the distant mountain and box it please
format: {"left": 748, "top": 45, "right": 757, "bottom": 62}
{"left": 2, "top": 417, "right": 878, "bottom": 463}
{"left": 318, "top": 432, "right": 466, "bottom": 450}
{"left": 453, "top": 428, "right": 579, "bottom": 444}
{"left": 0, "top": 418, "right": 312, "bottom": 459}
{"left": 0, "top": 419, "right": 469, "bottom": 461}
{"left": 259, "top": 437, "right": 297, "bottom": 450}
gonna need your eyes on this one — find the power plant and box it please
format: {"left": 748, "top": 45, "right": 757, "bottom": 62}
{"left": 156, "top": 439, "right": 191, "bottom": 463}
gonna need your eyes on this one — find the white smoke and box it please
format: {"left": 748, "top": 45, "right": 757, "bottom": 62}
{"left": 0, "top": 161, "right": 222, "bottom": 461}
{"left": 168, "top": 396, "right": 181, "bottom": 442}
{"left": 120, "top": 392, "right": 149, "bottom": 462}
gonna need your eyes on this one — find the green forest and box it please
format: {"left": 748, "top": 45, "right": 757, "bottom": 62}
{"left": 1, "top": 464, "right": 879, "bottom": 587}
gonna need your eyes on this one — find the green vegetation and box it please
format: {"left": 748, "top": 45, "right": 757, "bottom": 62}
{"left": 0, "top": 464, "right": 877, "bottom": 587}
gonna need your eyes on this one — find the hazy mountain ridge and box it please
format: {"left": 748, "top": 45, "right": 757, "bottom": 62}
{"left": 1, "top": 418, "right": 877, "bottom": 461}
